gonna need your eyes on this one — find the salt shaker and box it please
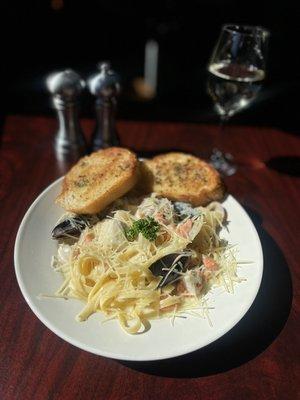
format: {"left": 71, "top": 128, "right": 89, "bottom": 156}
{"left": 47, "top": 69, "right": 87, "bottom": 158}
{"left": 88, "top": 62, "right": 121, "bottom": 150}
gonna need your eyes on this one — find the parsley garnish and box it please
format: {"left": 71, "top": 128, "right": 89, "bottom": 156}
{"left": 125, "top": 217, "right": 160, "bottom": 242}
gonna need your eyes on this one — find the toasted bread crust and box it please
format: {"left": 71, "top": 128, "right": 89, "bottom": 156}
{"left": 56, "top": 147, "right": 138, "bottom": 214}
{"left": 141, "top": 152, "right": 225, "bottom": 206}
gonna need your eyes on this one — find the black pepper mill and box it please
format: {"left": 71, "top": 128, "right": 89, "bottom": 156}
{"left": 47, "top": 69, "right": 87, "bottom": 159}
{"left": 88, "top": 62, "right": 121, "bottom": 150}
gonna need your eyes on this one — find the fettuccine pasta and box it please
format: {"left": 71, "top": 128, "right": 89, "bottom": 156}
{"left": 52, "top": 194, "right": 241, "bottom": 334}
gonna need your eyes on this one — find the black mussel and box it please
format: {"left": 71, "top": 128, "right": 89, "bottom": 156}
{"left": 173, "top": 201, "right": 200, "bottom": 220}
{"left": 149, "top": 253, "right": 190, "bottom": 288}
{"left": 52, "top": 216, "right": 92, "bottom": 240}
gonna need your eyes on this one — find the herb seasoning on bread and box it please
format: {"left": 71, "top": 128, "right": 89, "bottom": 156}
{"left": 140, "top": 152, "right": 225, "bottom": 206}
{"left": 56, "top": 147, "right": 138, "bottom": 214}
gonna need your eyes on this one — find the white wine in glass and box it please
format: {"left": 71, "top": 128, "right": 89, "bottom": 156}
{"left": 207, "top": 24, "right": 269, "bottom": 175}
{"left": 208, "top": 62, "right": 265, "bottom": 121}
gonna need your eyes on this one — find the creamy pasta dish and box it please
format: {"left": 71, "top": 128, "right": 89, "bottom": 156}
{"left": 51, "top": 194, "right": 242, "bottom": 334}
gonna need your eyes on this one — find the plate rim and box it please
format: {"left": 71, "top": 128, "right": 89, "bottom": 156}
{"left": 14, "top": 177, "right": 264, "bottom": 361}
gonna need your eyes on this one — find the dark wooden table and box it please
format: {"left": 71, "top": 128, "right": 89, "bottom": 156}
{"left": 1, "top": 115, "right": 299, "bottom": 400}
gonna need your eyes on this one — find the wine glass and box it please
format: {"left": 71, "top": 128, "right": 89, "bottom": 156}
{"left": 207, "top": 24, "right": 270, "bottom": 175}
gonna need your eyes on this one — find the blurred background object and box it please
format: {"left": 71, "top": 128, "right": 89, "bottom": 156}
{"left": 2, "top": 0, "right": 300, "bottom": 133}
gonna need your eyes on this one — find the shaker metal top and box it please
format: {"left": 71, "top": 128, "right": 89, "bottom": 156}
{"left": 47, "top": 69, "right": 85, "bottom": 101}
{"left": 88, "top": 62, "right": 121, "bottom": 98}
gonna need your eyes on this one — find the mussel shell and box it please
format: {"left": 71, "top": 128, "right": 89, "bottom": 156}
{"left": 173, "top": 201, "right": 199, "bottom": 220}
{"left": 149, "top": 254, "right": 190, "bottom": 288}
{"left": 51, "top": 216, "right": 90, "bottom": 239}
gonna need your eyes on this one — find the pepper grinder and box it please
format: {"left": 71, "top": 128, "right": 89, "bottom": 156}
{"left": 88, "top": 62, "right": 121, "bottom": 150}
{"left": 47, "top": 69, "right": 87, "bottom": 158}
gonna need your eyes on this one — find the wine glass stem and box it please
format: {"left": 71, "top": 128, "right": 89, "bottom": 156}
{"left": 219, "top": 115, "right": 229, "bottom": 140}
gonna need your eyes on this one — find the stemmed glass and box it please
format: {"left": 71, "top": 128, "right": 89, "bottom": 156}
{"left": 207, "top": 24, "right": 270, "bottom": 175}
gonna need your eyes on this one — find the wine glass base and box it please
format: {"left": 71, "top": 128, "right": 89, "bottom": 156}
{"left": 209, "top": 148, "right": 237, "bottom": 176}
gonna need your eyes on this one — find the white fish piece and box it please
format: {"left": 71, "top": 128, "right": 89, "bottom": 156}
{"left": 183, "top": 268, "right": 203, "bottom": 296}
{"left": 57, "top": 243, "right": 72, "bottom": 264}
{"left": 136, "top": 194, "right": 174, "bottom": 223}
{"left": 93, "top": 218, "right": 126, "bottom": 248}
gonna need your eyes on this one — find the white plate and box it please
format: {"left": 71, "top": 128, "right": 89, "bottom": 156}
{"left": 14, "top": 177, "right": 263, "bottom": 361}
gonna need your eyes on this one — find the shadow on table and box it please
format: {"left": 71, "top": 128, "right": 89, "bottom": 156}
{"left": 119, "top": 207, "right": 293, "bottom": 378}
{"left": 266, "top": 156, "right": 300, "bottom": 177}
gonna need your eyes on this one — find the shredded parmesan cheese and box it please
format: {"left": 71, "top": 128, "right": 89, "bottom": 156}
{"left": 52, "top": 194, "right": 241, "bottom": 334}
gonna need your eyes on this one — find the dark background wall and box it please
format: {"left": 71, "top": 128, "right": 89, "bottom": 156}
{"left": 3, "top": 0, "right": 300, "bottom": 132}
